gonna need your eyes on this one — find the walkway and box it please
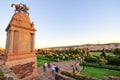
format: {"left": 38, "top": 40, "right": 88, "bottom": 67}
{"left": 36, "top": 60, "right": 83, "bottom": 80}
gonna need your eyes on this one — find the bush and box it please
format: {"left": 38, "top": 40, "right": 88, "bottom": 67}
{"left": 107, "top": 57, "right": 120, "bottom": 66}
{"left": 0, "top": 70, "right": 6, "bottom": 80}
{"left": 0, "top": 70, "right": 4, "bottom": 76}
{"left": 84, "top": 56, "right": 98, "bottom": 63}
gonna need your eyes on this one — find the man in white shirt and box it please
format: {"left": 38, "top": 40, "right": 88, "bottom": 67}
{"left": 52, "top": 64, "right": 56, "bottom": 74}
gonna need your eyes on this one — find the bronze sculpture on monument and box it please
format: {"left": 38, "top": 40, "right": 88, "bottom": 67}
{"left": 4, "top": 3, "right": 38, "bottom": 80}
{"left": 11, "top": 3, "right": 29, "bottom": 15}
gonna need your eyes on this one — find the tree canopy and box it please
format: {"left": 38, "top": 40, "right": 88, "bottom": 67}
{"left": 113, "top": 48, "right": 120, "bottom": 56}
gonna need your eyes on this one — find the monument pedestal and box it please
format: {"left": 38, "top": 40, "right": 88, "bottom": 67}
{"left": 5, "top": 12, "right": 38, "bottom": 80}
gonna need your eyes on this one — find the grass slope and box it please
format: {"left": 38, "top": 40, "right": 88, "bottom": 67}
{"left": 80, "top": 66, "right": 120, "bottom": 79}
{"left": 37, "top": 58, "right": 55, "bottom": 66}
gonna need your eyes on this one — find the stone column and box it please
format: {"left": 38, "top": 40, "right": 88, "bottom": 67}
{"left": 31, "top": 33, "right": 35, "bottom": 52}
{"left": 5, "top": 33, "right": 8, "bottom": 53}
{"left": 32, "top": 33, "right": 35, "bottom": 52}
{"left": 8, "top": 30, "right": 14, "bottom": 53}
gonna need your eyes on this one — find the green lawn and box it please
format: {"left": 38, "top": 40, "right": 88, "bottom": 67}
{"left": 80, "top": 66, "right": 120, "bottom": 79}
{"left": 90, "top": 52, "right": 101, "bottom": 56}
{"left": 90, "top": 52, "right": 115, "bottom": 56}
{"left": 37, "top": 58, "right": 55, "bottom": 66}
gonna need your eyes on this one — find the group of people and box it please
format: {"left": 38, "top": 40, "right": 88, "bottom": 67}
{"left": 43, "top": 62, "right": 61, "bottom": 75}
{"left": 43, "top": 60, "right": 80, "bottom": 75}
{"left": 51, "top": 64, "right": 60, "bottom": 75}
{"left": 71, "top": 61, "right": 80, "bottom": 73}
{"left": 43, "top": 62, "right": 50, "bottom": 72}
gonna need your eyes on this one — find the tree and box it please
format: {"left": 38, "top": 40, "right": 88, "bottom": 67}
{"left": 0, "top": 48, "right": 4, "bottom": 54}
{"left": 85, "top": 48, "right": 90, "bottom": 56}
{"left": 82, "top": 48, "right": 90, "bottom": 56}
{"left": 113, "top": 48, "right": 120, "bottom": 56}
{"left": 100, "top": 48, "right": 106, "bottom": 58}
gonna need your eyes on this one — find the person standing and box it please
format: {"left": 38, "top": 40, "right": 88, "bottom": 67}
{"left": 71, "top": 65, "right": 75, "bottom": 73}
{"left": 52, "top": 64, "right": 56, "bottom": 74}
{"left": 57, "top": 58, "right": 59, "bottom": 62}
{"left": 76, "top": 62, "right": 80, "bottom": 72}
{"left": 55, "top": 65, "right": 59, "bottom": 73}
{"left": 43, "top": 62, "right": 47, "bottom": 72}
{"left": 48, "top": 62, "right": 51, "bottom": 68}
{"left": 43, "top": 63, "right": 46, "bottom": 72}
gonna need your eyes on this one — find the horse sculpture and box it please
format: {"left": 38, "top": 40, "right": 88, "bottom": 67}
{"left": 11, "top": 3, "right": 29, "bottom": 15}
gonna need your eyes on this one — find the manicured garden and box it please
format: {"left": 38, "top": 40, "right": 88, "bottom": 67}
{"left": 37, "top": 48, "right": 120, "bottom": 79}
{"left": 80, "top": 66, "right": 120, "bottom": 79}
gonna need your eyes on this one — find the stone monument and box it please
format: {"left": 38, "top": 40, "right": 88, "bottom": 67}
{"left": 5, "top": 3, "right": 38, "bottom": 80}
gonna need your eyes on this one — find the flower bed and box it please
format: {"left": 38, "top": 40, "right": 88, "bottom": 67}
{"left": 61, "top": 71, "right": 98, "bottom": 80}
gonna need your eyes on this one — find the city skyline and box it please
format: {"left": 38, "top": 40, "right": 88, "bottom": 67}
{"left": 0, "top": 0, "right": 120, "bottom": 48}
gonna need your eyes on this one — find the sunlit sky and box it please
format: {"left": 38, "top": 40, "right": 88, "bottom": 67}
{"left": 0, "top": 0, "right": 120, "bottom": 48}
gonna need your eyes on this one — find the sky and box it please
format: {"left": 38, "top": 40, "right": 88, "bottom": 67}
{"left": 0, "top": 0, "right": 120, "bottom": 48}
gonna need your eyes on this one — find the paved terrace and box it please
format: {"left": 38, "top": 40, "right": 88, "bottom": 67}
{"left": 35, "top": 60, "right": 83, "bottom": 80}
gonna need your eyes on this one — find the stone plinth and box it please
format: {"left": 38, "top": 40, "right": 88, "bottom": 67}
{"left": 5, "top": 12, "right": 38, "bottom": 80}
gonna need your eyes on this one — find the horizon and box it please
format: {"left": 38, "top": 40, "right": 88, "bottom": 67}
{"left": 0, "top": 0, "right": 120, "bottom": 48}
{"left": 1, "top": 42, "right": 120, "bottom": 49}
{"left": 1, "top": 41, "right": 120, "bottom": 49}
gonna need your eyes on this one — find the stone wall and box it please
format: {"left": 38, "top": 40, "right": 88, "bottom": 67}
{"left": 10, "top": 62, "right": 34, "bottom": 79}
{"left": 55, "top": 73, "right": 76, "bottom": 80}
